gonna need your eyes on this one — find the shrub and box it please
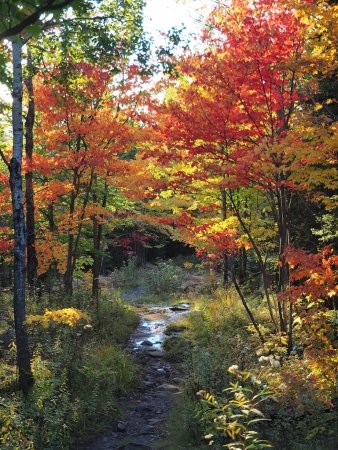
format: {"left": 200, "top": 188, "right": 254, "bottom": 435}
{"left": 0, "top": 396, "right": 34, "bottom": 450}
{"left": 146, "top": 259, "right": 186, "bottom": 295}
{"left": 74, "top": 344, "right": 139, "bottom": 432}
{"left": 96, "top": 292, "right": 139, "bottom": 344}
{"left": 197, "top": 366, "right": 272, "bottom": 449}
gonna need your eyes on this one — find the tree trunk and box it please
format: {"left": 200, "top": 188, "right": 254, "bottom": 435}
{"left": 64, "top": 187, "right": 76, "bottom": 296}
{"left": 92, "top": 179, "right": 108, "bottom": 303}
{"left": 10, "top": 39, "right": 34, "bottom": 393}
{"left": 231, "top": 272, "right": 265, "bottom": 344}
{"left": 64, "top": 167, "right": 94, "bottom": 295}
{"left": 229, "top": 191, "right": 279, "bottom": 331}
{"left": 24, "top": 51, "right": 38, "bottom": 286}
{"left": 47, "top": 202, "right": 56, "bottom": 231}
{"left": 277, "top": 183, "right": 291, "bottom": 334}
{"left": 238, "top": 247, "right": 247, "bottom": 282}
{"left": 221, "top": 188, "right": 228, "bottom": 286}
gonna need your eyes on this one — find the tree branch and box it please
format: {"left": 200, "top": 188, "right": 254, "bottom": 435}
{"left": 0, "top": 0, "right": 75, "bottom": 41}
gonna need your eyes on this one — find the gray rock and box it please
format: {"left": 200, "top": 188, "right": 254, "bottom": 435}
{"left": 117, "top": 421, "right": 128, "bottom": 431}
{"left": 146, "top": 350, "right": 163, "bottom": 358}
{"left": 0, "top": 329, "right": 15, "bottom": 349}
{"left": 158, "top": 383, "right": 180, "bottom": 392}
{"left": 148, "top": 418, "right": 162, "bottom": 425}
{"left": 141, "top": 425, "right": 155, "bottom": 434}
{"left": 170, "top": 303, "right": 190, "bottom": 312}
{"left": 125, "top": 435, "right": 152, "bottom": 448}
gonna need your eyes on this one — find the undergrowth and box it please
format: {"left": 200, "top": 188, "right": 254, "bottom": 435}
{"left": 0, "top": 288, "right": 139, "bottom": 449}
{"left": 160, "top": 287, "right": 338, "bottom": 450}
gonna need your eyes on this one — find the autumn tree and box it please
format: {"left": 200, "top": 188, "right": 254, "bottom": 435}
{"left": 32, "top": 59, "right": 150, "bottom": 295}
{"left": 148, "top": 0, "right": 337, "bottom": 340}
{"left": 0, "top": 0, "right": 82, "bottom": 395}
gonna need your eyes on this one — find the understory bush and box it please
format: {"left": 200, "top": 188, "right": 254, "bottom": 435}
{"left": 197, "top": 366, "right": 272, "bottom": 449}
{"left": 113, "top": 256, "right": 205, "bottom": 301}
{"left": 0, "top": 289, "right": 140, "bottom": 449}
{"left": 74, "top": 343, "right": 139, "bottom": 434}
{"left": 162, "top": 286, "right": 338, "bottom": 449}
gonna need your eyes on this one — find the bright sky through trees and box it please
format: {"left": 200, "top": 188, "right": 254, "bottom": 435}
{"left": 143, "top": 0, "right": 210, "bottom": 40}
{"left": 0, "top": 0, "right": 210, "bottom": 101}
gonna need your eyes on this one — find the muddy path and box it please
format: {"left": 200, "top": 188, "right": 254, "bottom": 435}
{"left": 78, "top": 303, "right": 190, "bottom": 450}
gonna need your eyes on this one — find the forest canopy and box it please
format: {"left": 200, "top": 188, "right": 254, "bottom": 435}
{"left": 0, "top": 1, "right": 337, "bottom": 449}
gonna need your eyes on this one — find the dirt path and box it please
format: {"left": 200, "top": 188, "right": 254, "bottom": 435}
{"left": 78, "top": 304, "right": 189, "bottom": 450}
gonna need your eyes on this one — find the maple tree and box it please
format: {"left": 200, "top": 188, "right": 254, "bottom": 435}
{"left": 272, "top": 245, "right": 338, "bottom": 406}
{"left": 146, "top": 0, "right": 337, "bottom": 343}
{"left": 0, "top": 0, "right": 148, "bottom": 392}
{"left": 32, "top": 58, "right": 150, "bottom": 295}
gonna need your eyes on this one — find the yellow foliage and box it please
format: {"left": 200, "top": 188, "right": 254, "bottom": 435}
{"left": 27, "top": 308, "right": 91, "bottom": 328}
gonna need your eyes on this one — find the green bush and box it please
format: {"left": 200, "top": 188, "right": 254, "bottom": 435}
{"left": 0, "top": 353, "right": 76, "bottom": 450}
{"left": 27, "top": 359, "right": 74, "bottom": 450}
{"left": 197, "top": 366, "right": 272, "bottom": 450}
{"left": 117, "top": 256, "right": 144, "bottom": 289}
{"left": 163, "top": 335, "right": 192, "bottom": 362}
{"left": 96, "top": 292, "right": 139, "bottom": 344}
{"left": 146, "top": 259, "right": 186, "bottom": 295}
{"left": 1, "top": 289, "right": 141, "bottom": 448}
{"left": 156, "top": 396, "right": 206, "bottom": 450}
{"left": 0, "top": 395, "right": 34, "bottom": 450}
{"left": 74, "top": 343, "right": 139, "bottom": 432}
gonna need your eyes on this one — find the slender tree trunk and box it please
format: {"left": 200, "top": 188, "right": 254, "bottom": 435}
{"left": 277, "top": 183, "right": 291, "bottom": 334}
{"left": 64, "top": 184, "right": 76, "bottom": 296}
{"left": 24, "top": 50, "right": 38, "bottom": 286}
{"left": 287, "top": 302, "right": 293, "bottom": 355}
{"left": 231, "top": 272, "right": 265, "bottom": 343}
{"left": 47, "top": 203, "right": 56, "bottom": 231}
{"left": 221, "top": 188, "right": 228, "bottom": 286}
{"left": 70, "top": 169, "right": 94, "bottom": 278}
{"left": 92, "top": 179, "right": 108, "bottom": 303}
{"left": 229, "top": 191, "right": 279, "bottom": 331}
{"left": 10, "top": 39, "right": 34, "bottom": 393}
{"left": 238, "top": 247, "right": 247, "bottom": 282}
{"left": 64, "top": 167, "right": 94, "bottom": 295}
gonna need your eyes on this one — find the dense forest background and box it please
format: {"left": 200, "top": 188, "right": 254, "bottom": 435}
{"left": 0, "top": 1, "right": 337, "bottom": 449}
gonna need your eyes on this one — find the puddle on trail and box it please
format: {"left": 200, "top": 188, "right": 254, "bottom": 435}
{"left": 131, "top": 304, "right": 190, "bottom": 352}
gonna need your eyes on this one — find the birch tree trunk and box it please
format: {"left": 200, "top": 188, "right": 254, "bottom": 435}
{"left": 10, "top": 38, "right": 34, "bottom": 393}
{"left": 24, "top": 49, "right": 38, "bottom": 286}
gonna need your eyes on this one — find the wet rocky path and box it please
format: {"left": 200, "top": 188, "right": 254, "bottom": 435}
{"left": 79, "top": 303, "right": 190, "bottom": 450}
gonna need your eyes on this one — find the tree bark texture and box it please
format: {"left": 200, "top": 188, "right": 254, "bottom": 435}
{"left": 10, "top": 39, "right": 34, "bottom": 393}
{"left": 221, "top": 188, "right": 228, "bottom": 286}
{"left": 24, "top": 55, "right": 38, "bottom": 286}
{"left": 277, "top": 183, "right": 291, "bottom": 335}
{"left": 92, "top": 179, "right": 108, "bottom": 303}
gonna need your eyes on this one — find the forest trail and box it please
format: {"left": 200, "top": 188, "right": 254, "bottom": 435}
{"left": 79, "top": 301, "right": 190, "bottom": 450}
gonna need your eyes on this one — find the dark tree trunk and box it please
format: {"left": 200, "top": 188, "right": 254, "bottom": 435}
{"left": 10, "top": 39, "right": 34, "bottom": 393}
{"left": 24, "top": 53, "right": 38, "bottom": 286}
{"left": 64, "top": 167, "right": 94, "bottom": 296}
{"left": 221, "top": 188, "right": 228, "bottom": 286}
{"left": 47, "top": 203, "right": 56, "bottom": 232}
{"left": 64, "top": 187, "right": 75, "bottom": 296}
{"left": 92, "top": 216, "right": 100, "bottom": 303}
{"left": 277, "top": 183, "right": 291, "bottom": 335}
{"left": 238, "top": 247, "right": 247, "bottom": 282}
{"left": 92, "top": 179, "right": 108, "bottom": 303}
{"left": 231, "top": 272, "right": 265, "bottom": 344}
{"left": 229, "top": 191, "right": 279, "bottom": 331}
